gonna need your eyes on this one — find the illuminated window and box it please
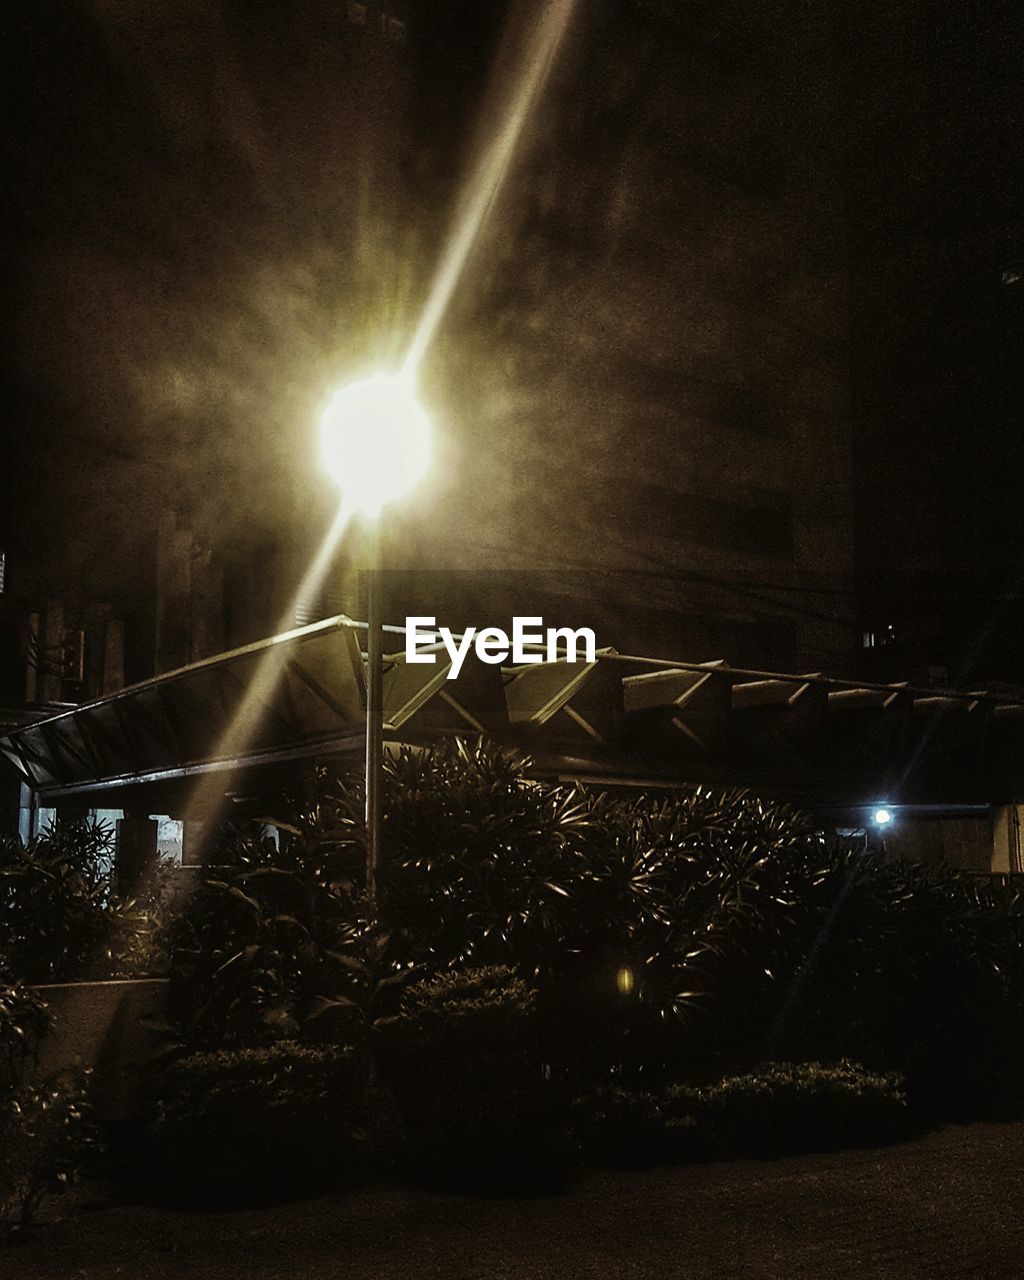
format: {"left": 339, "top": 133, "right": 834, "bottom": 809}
{"left": 34, "top": 807, "right": 57, "bottom": 837}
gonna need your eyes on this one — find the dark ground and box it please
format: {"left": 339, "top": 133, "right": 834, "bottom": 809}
{"left": 7, "top": 1123, "right": 1024, "bottom": 1279}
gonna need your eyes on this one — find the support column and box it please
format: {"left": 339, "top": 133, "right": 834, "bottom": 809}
{"left": 17, "top": 783, "right": 34, "bottom": 844}
{"left": 992, "top": 804, "right": 1024, "bottom": 874}
{"left": 180, "top": 817, "right": 213, "bottom": 867}
{"left": 115, "top": 812, "right": 158, "bottom": 896}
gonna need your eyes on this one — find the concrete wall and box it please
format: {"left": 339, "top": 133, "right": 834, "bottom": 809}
{"left": 884, "top": 815, "right": 995, "bottom": 874}
{"left": 991, "top": 804, "right": 1024, "bottom": 874}
{"left": 29, "top": 979, "right": 168, "bottom": 1122}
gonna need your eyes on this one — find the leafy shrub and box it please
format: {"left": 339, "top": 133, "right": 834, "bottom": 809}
{"left": 0, "top": 976, "right": 50, "bottom": 1089}
{"left": 165, "top": 743, "right": 1024, "bottom": 1120}
{"left": 662, "top": 1060, "right": 909, "bottom": 1158}
{"left": 150, "top": 1041, "right": 365, "bottom": 1199}
{"left": 286, "top": 742, "right": 834, "bottom": 1080}
{"left": 773, "top": 854, "right": 1024, "bottom": 1116}
{"left": 380, "top": 966, "right": 569, "bottom": 1179}
{"left": 571, "top": 1085, "right": 666, "bottom": 1166}
{"left": 386, "top": 965, "right": 536, "bottom": 1066}
{"left": 0, "top": 1073, "right": 96, "bottom": 1235}
{"left": 0, "top": 978, "right": 87, "bottom": 1235}
{"left": 0, "top": 822, "right": 172, "bottom": 982}
{"left": 573, "top": 1062, "right": 908, "bottom": 1167}
{"left": 164, "top": 823, "right": 369, "bottom": 1052}
{"left": 377, "top": 743, "right": 597, "bottom": 977}
{"left": 0, "top": 823, "right": 114, "bottom": 982}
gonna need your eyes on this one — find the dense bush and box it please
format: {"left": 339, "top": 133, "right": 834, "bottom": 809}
{"left": 663, "top": 1060, "right": 910, "bottom": 1157}
{"left": 164, "top": 823, "right": 370, "bottom": 1051}
{"left": 0, "top": 977, "right": 93, "bottom": 1235}
{"left": 380, "top": 966, "right": 569, "bottom": 1178}
{"left": 1, "top": 1073, "right": 96, "bottom": 1235}
{"left": 383, "top": 965, "right": 537, "bottom": 1066}
{"left": 773, "top": 854, "right": 1024, "bottom": 1115}
{"left": 149, "top": 1041, "right": 365, "bottom": 1199}
{"left": 284, "top": 742, "right": 837, "bottom": 1082}
{"left": 570, "top": 1085, "right": 666, "bottom": 1166}
{"left": 163, "top": 741, "right": 1024, "bottom": 1121}
{"left": 0, "top": 821, "right": 171, "bottom": 982}
{"left": 575, "top": 1061, "right": 909, "bottom": 1166}
{"left": 0, "top": 975, "right": 50, "bottom": 1088}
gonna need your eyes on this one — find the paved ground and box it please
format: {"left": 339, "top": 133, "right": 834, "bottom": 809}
{"left": 7, "top": 1123, "right": 1024, "bottom": 1279}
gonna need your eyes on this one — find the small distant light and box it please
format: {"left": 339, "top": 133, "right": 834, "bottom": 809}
{"left": 872, "top": 807, "right": 893, "bottom": 827}
{"left": 1001, "top": 268, "right": 1021, "bottom": 287}
{"left": 616, "top": 965, "right": 635, "bottom": 996}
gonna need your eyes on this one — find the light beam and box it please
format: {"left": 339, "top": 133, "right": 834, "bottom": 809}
{"left": 402, "top": 0, "right": 577, "bottom": 378}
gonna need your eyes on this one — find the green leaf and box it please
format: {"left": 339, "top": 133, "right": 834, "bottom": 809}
{"left": 307, "top": 995, "right": 360, "bottom": 1019}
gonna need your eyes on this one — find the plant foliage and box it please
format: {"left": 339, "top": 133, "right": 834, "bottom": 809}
{"left": 164, "top": 823, "right": 370, "bottom": 1050}
{"left": 379, "top": 966, "right": 567, "bottom": 1179}
{"left": 575, "top": 1060, "right": 909, "bottom": 1166}
{"left": 165, "top": 740, "right": 1024, "bottom": 1116}
{"left": 0, "top": 821, "right": 171, "bottom": 983}
{"left": 0, "top": 976, "right": 50, "bottom": 1089}
{"left": 0, "top": 1073, "right": 96, "bottom": 1235}
{"left": 149, "top": 1041, "right": 364, "bottom": 1199}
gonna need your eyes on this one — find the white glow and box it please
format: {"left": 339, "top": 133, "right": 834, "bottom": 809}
{"left": 319, "top": 373, "right": 431, "bottom": 516}
{"left": 872, "top": 807, "right": 893, "bottom": 827}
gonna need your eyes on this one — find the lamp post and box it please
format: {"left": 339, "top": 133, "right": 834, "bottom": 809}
{"left": 319, "top": 371, "right": 432, "bottom": 910}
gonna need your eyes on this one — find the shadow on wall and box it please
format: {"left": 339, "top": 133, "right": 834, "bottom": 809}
{"left": 28, "top": 979, "right": 169, "bottom": 1122}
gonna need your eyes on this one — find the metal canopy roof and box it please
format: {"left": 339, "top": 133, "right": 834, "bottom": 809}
{"left": 4, "top": 614, "right": 1024, "bottom": 807}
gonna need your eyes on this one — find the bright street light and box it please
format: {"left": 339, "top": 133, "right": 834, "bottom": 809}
{"left": 872, "top": 807, "right": 893, "bottom": 827}
{"left": 318, "top": 369, "right": 433, "bottom": 913}
{"left": 319, "top": 372, "right": 432, "bottom": 517}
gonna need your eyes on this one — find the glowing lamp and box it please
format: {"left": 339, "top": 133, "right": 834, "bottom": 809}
{"left": 319, "top": 372, "right": 431, "bottom": 517}
{"left": 872, "top": 807, "right": 893, "bottom": 827}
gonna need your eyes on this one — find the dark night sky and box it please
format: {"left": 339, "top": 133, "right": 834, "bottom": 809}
{"left": 841, "top": 0, "right": 1023, "bottom": 680}
{"left": 1, "top": 0, "right": 1021, "bottom": 680}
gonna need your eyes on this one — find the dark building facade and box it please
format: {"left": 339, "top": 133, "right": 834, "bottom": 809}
{"left": 844, "top": 0, "right": 1024, "bottom": 686}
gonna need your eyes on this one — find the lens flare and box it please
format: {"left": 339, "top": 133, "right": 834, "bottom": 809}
{"left": 181, "top": 1, "right": 578, "bottom": 854}
{"left": 402, "top": 0, "right": 577, "bottom": 378}
{"left": 181, "top": 497, "right": 359, "bottom": 838}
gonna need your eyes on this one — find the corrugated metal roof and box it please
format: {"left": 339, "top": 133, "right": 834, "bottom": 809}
{"left": 3, "top": 614, "right": 1024, "bottom": 806}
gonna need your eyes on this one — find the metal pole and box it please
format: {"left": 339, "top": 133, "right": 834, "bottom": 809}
{"left": 364, "top": 529, "right": 383, "bottom": 913}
